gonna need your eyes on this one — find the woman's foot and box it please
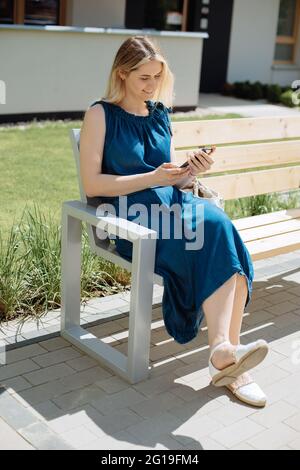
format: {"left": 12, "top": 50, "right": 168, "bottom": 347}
{"left": 210, "top": 342, "right": 236, "bottom": 370}
{"left": 208, "top": 339, "right": 269, "bottom": 387}
{"left": 225, "top": 372, "right": 267, "bottom": 407}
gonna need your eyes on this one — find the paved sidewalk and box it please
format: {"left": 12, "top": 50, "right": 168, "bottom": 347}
{"left": 197, "top": 93, "right": 300, "bottom": 118}
{"left": 0, "top": 250, "right": 300, "bottom": 450}
{"left": 172, "top": 93, "right": 300, "bottom": 119}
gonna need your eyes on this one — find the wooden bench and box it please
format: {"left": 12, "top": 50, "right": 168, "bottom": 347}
{"left": 61, "top": 115, "right": 300, "bottom": 384}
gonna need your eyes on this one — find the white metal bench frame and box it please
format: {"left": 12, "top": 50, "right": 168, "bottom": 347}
{"left": 61, "top": 130, "right": 164, "bottom": 384}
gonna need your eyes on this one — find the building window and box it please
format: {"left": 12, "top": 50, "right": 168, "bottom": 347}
{"left": 274, "top": 0, "right": 300, "bottom": 63}
{"left": 0, "top": 0, "right": 67, "bottom": 26}
{"left": 0, "top": 0, "right": 14, "bottom": 23}
{"left": 24, "top": 0, "right": 59, "bottom": 25}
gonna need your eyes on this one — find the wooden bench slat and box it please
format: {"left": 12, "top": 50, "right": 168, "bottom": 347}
{"left": 204, "top": 166, "right": 300, "bottom": 200}
{"left": 245, "top": 229, "right": 300, "bottom": 261}
{"left": 175, "top": 140, "right": 300, "bottom": 173}
{"left": 238, "top": 218, "right": 300, "bottom": 243}
{"left": 173, "top": 116, "right": 300, "bottom": 148}
{"left": 233, "top": 208, "right": 300, "bottom": 230}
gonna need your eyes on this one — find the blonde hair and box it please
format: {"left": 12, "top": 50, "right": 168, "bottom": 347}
{"left": 101, "top": 35, "right": 175, "bottom": 109}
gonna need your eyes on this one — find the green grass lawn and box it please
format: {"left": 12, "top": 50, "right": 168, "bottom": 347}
{"left": 0, "top": 120, "right": 82, "bottom": 235}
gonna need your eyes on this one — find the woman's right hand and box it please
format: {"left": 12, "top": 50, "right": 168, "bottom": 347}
{"left": 151, "top": 162, "right": 191, "bottom": 186}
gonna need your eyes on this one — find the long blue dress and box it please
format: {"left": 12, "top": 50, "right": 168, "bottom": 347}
{"left": 87, "top": 99, "right": 254, "bottom": 344}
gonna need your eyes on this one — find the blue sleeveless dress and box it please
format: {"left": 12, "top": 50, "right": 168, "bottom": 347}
{"left": 87, "top": 99, "right": 254, "bottom": 344}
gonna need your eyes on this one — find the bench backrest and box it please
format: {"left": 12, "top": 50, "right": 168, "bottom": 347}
{"left": 172, "top": 116, "right": 300, "bottom": 200}
{"left": 70, "top": 116, "right": 300, "bottom": 251}
{"left": 69, "top": 128, "right": 111, "bottom": 252}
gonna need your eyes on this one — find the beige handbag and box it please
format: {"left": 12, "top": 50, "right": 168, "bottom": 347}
{"left": 180, "top": 177, "right": 225, "bottom": 211}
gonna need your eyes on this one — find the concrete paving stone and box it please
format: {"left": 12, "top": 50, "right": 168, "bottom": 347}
{"left": 47, "top": 407, "right": 100, "bottom": 434}
{"left": 32, "top": 347, "right": 82, "bottom": 368}
{"left": 38, "top": 337, "right": 69, "bottom": 352}
{"left": 168, "top": 394, "right": 224, "bottom": 422}
{"left": 288, "top": 438, "right": 300, "bottom": 450}
{"left": 249, "top": 401, "right": 298, "bottom": 428}
{"left": 19, "top": 379, "right": 70, "bottom": 406}
{"left": 0, "top": 359, "right": 40, "bottom": 381}
{"left": 95, "top": 375, "right": 130, "bottom": 394}
{"left": 266, "top": 301, "right": 299, "bottom": 317}
{"left": 266, "top": 291, "right": 300, "bottom": 305}
{"left": 19, "top": 422, "right": 74, "bottom": 450}
{"left": 52, "top": 385, "right": 106, "bottom": 411}
{"left": 0, "top": 395, "right": 38, "bottom": 430}
{"left": 2, "top": 376, "right": 33, "bottom": 394}
{"left": 284, "top": 411, "right": 300, "bottom": 432}
{"left": 4, "top": 344, "right": 47, "bottom": 365}
{"left": 272, "top": 312, "right": 300, "bottom": 330}
{"left": 168, "top": 414, "right": 224, "bottom": 446}
{"left": 91, "top": 388, "right": 147, "bottom": 415}
{"left": 250, "top": 364, "right": 290, "bottom": 387}
{"left": 33, "top": 400, "right": 62, "bottom": 420}
{"left": 248, "top": 422, "right": 299, "bottom": 450}
{"left": 207, "top": 401, "right": 257, "bottom": 427}
{"left": 243, "top": 310, "right": 275, "bottom": 327}
{"left": 263, "top": 371, "right": 300, "bottom": 405}
{"left": 287, "top": 286, "right": 300, "bottom": 297}
{"left": 150, "top": 341, "right": 187, "bottom": 362}
{"left": 23, "top": 363, "right": 76, "bottom": 386}
{"left": 60, "top": 425, "right": 99, "bottom": 448}
{"left": 87, "top": 321, "right": 124, "bottom": 338}
{"left": 185, "top": 438, "right": 225, "bottom": 450}
{"left": 210, "top": 418, "right": 266, "bottom": 448}
{"left": 231, "top": 443, "right": 256, "bottom": 450}
{"left": 247, "top": 298, "right": 274, "bottom": 312}
{"left": 57, "top": 366, "right": 113, "bottom": 392}
{"left": 150, "top": 357, "right": 188, "bottom": 378}
{"left": 132, "top": 373, "right": 178, "bottom": 398}
{"left": 0, "top": 417, "right": 35, "bottom": 450}
{"left": 276, "top": 356, "right": 300, "bottom": 374}
{"left": 83, "top": 406, "right": 144, "bottom": 436}
{"left": 129, "top": 391, "right": 185, "bottom": 419}
{"left": 20, "top": 328, "right": 52, "bottom": 341}
{"left": 124, "top": 411, "right": 183, "bottom": 442}
{"left": 65, "top": 355, "right": 98, "bottom": 372}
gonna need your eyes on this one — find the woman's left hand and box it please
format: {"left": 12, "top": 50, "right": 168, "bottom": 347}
{"left": 187, "top": 146, "right": 216, "bottom": 176}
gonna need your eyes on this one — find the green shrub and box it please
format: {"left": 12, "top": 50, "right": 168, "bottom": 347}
{"left": 266, "top": 84, "right": 283, "bottom": 103}
{"left": 248, "top": 81, "right": 264, "bottom": 100}
{"left": 0, "top": 204, "right": 131, "bottom": 321}
{"left": 280, "top": 89, "right": 298, "bottom": 107}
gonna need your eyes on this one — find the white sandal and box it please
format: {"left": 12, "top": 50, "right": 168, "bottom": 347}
{"left": 226, "top": 372, "right": 267, "bottom": 407}
{"left": 209, "top": 339, "right": 269, "bottom": 387}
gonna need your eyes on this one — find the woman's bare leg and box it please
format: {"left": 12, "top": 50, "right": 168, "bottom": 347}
{"left": 203, "top": 274, "right": 243, "bottom": 369}
{"left": 229, "top": 273, "right": 248, "bottom": 345}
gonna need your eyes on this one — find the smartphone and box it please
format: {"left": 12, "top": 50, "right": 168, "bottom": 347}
{"left": 180, "top": 147, "right": 213, "bottom": 168}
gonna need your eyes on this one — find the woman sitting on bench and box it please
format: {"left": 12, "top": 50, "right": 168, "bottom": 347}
{"left": 80, "top": 35, "right": 269, "bottom": 408}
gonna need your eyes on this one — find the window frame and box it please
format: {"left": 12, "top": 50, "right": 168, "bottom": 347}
{"left": 274, "top": 0, "right": 300, "bottom": 64}
{"left": 9, "top": 0, "right": 67, "bottom": 26}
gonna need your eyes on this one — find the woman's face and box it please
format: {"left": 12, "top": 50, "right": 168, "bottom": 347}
{"left": 121, "top": 60, "right": 163, "bottom": 101}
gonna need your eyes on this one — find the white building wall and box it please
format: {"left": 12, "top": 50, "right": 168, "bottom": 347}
{"left": 67, "top": 0, "right": 126, "bottom": 28}
{"left": 0, "top": 27, "right": 207, "bottom": 115}
{"left": 227, "top": 0, "right": 280, "bottom": 84}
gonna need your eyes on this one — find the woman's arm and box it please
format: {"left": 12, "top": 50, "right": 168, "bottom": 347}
{"left": 80, "top": 105, "right": 156, "bottom": 197}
